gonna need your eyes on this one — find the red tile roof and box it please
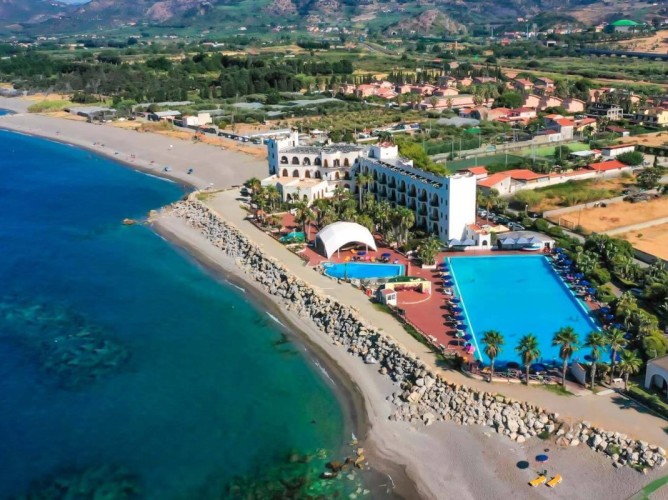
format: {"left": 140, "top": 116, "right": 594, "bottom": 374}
{"left": 554, "top": 118, "right": 575, "bottom": 126}
{"left": 477, "top": 173, "right": 509, "bottom": 188}
{"left": 587, "top": 160, "right": 627, "bottom": 171}
{"left": 465, "top": 166, "right": 489, "bottom": 175}
{"left": 504, "top": 169, "right": 547, "bottom": 181}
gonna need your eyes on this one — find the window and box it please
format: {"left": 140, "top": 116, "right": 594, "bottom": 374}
{"left": 315, "top": 171, "right": 322, "bottom": 179}
{"left": 280, "top": 156, "right": 288, "bottom": 164}
{"left": 282, "top": 169, "right": 288, "bottom": 177}
{"left": 305, "top": 170, "right": 311, "bottom": 178}
{"left": 292, "top": 170, "right": 299, "bottom": 177}
{"left": 291, "top": 157, "right": 299, "bottom": 165}
{"left": 303, "top": 157, "right": 311, "bottom": 166}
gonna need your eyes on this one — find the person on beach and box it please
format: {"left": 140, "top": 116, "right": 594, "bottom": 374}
{"left": 169, "top": 144, "right": 173, "bottom": 150}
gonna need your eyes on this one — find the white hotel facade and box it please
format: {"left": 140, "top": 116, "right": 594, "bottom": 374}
{"left": 263, "top": 132, "right": 477, "bottom": 243}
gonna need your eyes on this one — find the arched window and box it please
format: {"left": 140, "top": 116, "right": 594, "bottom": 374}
{"left": 432, "top": 223, "right": 438, "bottom": 233}
{"left": 305, "top": 170, "right": 311, "bottom": 178}
{"left": 335, "top": 172, "right": 340, "bottom": 180}
{"left": 314, "top": 157, "right": 322, "bottom": 166}
{"left": 333, "top": 159, "right": 340, "bottom": 167}
{"left": 282, "top": 169, "right": 288, "bottom": 177}
{"left": 292, "top": 169, "right": 299, "bottom": 178}
{"left": 344, "top": 184, "right": 350, "bottom": 190}
{"left": 280, "top": 156, "right": 288, "bottom": 164}
{"left": 291, "top": 157, "right": 299, "bottom": 165}
{"left": 303, "top": 194, "right": 308, "bottom": 201}
{"left": 324, "top": 159, "right": 329, "bottom": 168}
{"left": 344, "top": 172, "right": 351, "bottom": 180}
{"left": 303, "top": 157, "right": 311, "bottom": 166}
{"left": 315, "top": 171, "right": 322, "bottom": 179}
{"left": 344, "top": 158, "right": 350, "bottom": 167}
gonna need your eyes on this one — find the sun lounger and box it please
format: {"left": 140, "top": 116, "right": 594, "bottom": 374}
{"left": 529, "top": 476, "right": 547, "bottom": 487}
{"left": 547, "top": 475, "right": 562, "bottom": 487}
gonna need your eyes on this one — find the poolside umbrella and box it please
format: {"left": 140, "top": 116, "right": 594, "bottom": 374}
{"left": 457, "top": 324, "right": 468, "bottom": 330}
{"left": 575, "top": 273, "right": 584, "bottom": 279}
{"left": 536, "top": 454, "right": 549, "bottom": 463}
{"left": 604, "top": 314, "right": 614, "bottom": 321}
{"left": 443, "top": 281, "right": 453, "bottom": 287}
{"left": 600, "top": 306, "right": 611, "bottom": 313}
{"left": 507, "top": 361, "right": 521, "bottom": 370}
{"left": 381, "top": 252, "right": 392, "bottom": 258}
{"left": 451, "top": 297, "right": 461, "bottom": 303}
{"left": 358, "top": 251, "right": 367, "bottom": 256}
{"left": 580, "top": 280, "right": 591, "bottom": 286}
{"left": 531, "top": 363, "right": 547, "bottom": 373}
{"left": 587, "top": 287, "right": 597, "bottom": 294}
{"left": 452, "top": 305, "right": 463, "bottom": 313}
{"left": 517, "top": 460, "right": 530, "bottom": 470}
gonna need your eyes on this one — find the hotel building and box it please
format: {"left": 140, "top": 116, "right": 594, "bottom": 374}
{"left": 263, "top": 132, "right": 476, "bottom": 243}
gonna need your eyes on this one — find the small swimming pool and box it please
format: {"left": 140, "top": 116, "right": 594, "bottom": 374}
{"left": 448, "top": 255, "right": 601, "bottom": 365}
{"left": 323, "top": 262, "right": 404, "bottom": 280}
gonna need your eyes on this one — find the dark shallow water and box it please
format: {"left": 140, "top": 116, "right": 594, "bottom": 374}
{"left": 0, "top": 130, "right": 377, "bottom": 498}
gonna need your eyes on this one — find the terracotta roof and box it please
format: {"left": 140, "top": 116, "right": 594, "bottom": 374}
{"left": 478, "top": 173, "right": 509, "bottom": 188}
{"left": 515, "top": 79, "right": 533, "bottom": 86}
{"left": 554, "top": 118, "right": 575, "bottom": 127}
{"left": 504, "top": 169, "right": 547, "bottom": 181}
{"left": 587, "top": 160, "right": 626, "bottom": 171}
{"left": 465, "top": 166, "right": 489, "bottom": 175}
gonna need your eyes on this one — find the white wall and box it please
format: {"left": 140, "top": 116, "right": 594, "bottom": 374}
{"left": 445, "top": 174, "right": 477, "bottom": 240}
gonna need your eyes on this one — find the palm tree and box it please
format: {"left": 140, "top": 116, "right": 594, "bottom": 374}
{"left": 264, "top": 184, "right": 280, "bottom": 212}
{"left": 244, "top": 177, "right": 261, "bottom": 193}
{"left": 294, "top": 201, "right": 315, "bottom": 241}
{"left": 605, "top": 328, "right": 628, "bottom": 383}
{"left": 393, "top": 206, "right": 415, "bottom": 247}
{"left": 481, "top": 330, "right": 505, "bottom": 382}
{"left": 617, "top": 349, "right": 642, "bottom": 391}
{"left": 584, "top": 332, "right": 608, "bottom": 390}
{"left": 416, "top": 236, "right": 442, "bottom": 266}
{"left": 516, "top": 334, "right": 540, "bottom": 384}
{"left": 356, "top": 171, "right": 373, "bottom": 210}
{"left": 552, "top": 327, "right": 579, "bottom": 387}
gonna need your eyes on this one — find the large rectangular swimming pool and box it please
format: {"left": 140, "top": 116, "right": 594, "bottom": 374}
{"left": 448, "top": 255, "right": 600, "bottom": 365}
{"left": 323, "top": 262, "right": 404, "bottom": 280}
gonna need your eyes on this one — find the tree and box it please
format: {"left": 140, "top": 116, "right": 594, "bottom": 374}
{"left": 494, "top": 91, "right": 522, "bottom": 109}
{"left": 636, "top": 166, "right": 665, "bottom": 190}
{"left": 552, "top": 326, "right": 579, "bottom": 387}
{"left": 605, "top": 328, "right": 627, "bottom": 383}
{"left": 482, "top": 330, "right": 505, "bottom": 382}
{"left": 264, "top": 185, "right": 281, "bottom": 212}
{"left": 617, "top": 151, "right": 644, "bottom": 166}
{"left": 416, "top": 236, "right": 442, "bottom": 266}
{"left": 391, "top": 206, "right": 415, "bottom": 248}
{"left": 584, "top": 332, "right": 608, "bottom": 390}
{"left": 356, "top": 171, "right": 373, "bottom": 210}
{"left": 516, "top": 334, "right": 540, "bottom": 384}
{"left": 617, "top": 349, "right": 642, "bottom": 391}
{"left": 294, "top": 201, "right": 315, "bottom": 241}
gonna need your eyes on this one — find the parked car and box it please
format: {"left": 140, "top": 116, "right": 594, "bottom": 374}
{"left": 477, "top": 209, "right": 488, "bottom": 217}
{"left": 508, "top": 222, "right": 525, "bottom": 231}
{"left": 630, "top": 288, "right": 644, "bottom": 298}
{"left": 497, "top": 216, "right": 511, "bottom": 225}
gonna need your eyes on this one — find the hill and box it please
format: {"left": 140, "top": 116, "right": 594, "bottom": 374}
{"left": 0, "top": 0, "right": 664, "bottom": 35}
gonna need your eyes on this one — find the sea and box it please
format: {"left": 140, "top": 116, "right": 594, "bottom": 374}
{"left": 0, "top": 124, "right": 385, "bottom": 498}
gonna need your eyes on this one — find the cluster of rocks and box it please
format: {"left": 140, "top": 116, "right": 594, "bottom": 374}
{"left": 168, "top": 199, "right": 665, "bottom": 472}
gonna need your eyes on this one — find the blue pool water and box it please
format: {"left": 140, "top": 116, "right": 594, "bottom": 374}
{"left": 448, "top": 255, "right": 601, "bottom": 365}
{"left": 0, "top": 129, "right": 368, "bottom": 498}
{"left": 323, "top": 262, "right": 404, "bottom": 280}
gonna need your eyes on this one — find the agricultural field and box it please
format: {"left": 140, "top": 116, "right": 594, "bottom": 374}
{"left": 610, "top": 30, "right": 668, "bottom": 55}
{"left": 619, "top": 222, "right": 668, "bottom": 261}
{"left": 557, "top": 196, "right": 668, "bottom": 234}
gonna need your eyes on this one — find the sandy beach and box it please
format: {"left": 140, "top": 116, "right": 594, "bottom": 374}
{"left": 1, "top": 96, "right": 667, "bottom": 499}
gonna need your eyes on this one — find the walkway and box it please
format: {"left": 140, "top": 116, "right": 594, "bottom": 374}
{"left": 208, "top": 189, "right": 668, "bottom": 448}
{"left": 605, "top": 216, "right": 668, "bottom": 236}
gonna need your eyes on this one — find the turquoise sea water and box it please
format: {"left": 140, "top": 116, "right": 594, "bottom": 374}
{"left": 323, "top": 263, "right": 405, "bottom": 280}
{"left": 449, "top": 255, "right": 600, "bottom": 365}
{"left": 0, "top": 129, "right": 369, "bottom": 498}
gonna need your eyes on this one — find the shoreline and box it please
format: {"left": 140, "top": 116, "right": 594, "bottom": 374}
{"left": 153, "top": 215, "right": 418, "bottom": 498}
{"left": 3, "top": 103, "right": 668, "bottom": 498}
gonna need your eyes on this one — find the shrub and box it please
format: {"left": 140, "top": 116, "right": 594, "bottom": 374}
{"left": 534, "top": 218, "right": 549, "bottom": 232}
{"left": 27, "top": 100, "right": 71, "bottom": 113}
{"left": 588, "top": 266, "right": 611, "bottom": 285}
{"left": 546, "top": 226, "right": 564, "bottom": 238}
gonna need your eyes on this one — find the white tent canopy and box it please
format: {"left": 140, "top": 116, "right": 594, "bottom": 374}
{"left": 315, "top": 221, "right": 377, "bottom": 258}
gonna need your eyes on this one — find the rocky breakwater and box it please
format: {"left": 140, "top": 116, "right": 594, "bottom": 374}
{"left": 167, "top": 199, "right": 665, "bottom": 472}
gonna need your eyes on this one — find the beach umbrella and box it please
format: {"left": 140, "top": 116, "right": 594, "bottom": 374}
{"left": 531, "top": 363, "right": 547, "bottom": 373}
{"left": 517, "top": 461, "right": 530, "bottom": 470}
{"left": 507, "top": 361, "right": 521, "bottom": 370}
{"left": 587, "top": 287, "right": 597, "bottom": 294}
{"left": 451, "top": 297, "right": 461, "bottom": 303}
{"left": 580, "top": 280, "right": 591, "bottom": 286}
{"left": 452, "top": 305, "right": 463, "bottom": 312}
{"left": 536, "top": 454, "right": 549, "bottom": 463}
{"left": 457, "top": 324, "right": 468, "bottom": 330}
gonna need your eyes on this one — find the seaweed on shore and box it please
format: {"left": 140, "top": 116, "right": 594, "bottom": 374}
{"left": 16, "top": 464, "right": 140, "bottom": 500}
{"left": 0, "top": 297, "right": 130, "bottom": 389}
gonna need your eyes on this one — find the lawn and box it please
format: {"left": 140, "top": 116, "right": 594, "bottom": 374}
{"left": 519, "top": 142, "right": 591, "bottom": 158}
{"left": 447, "top": 154, "right": 525, "bottom": 171}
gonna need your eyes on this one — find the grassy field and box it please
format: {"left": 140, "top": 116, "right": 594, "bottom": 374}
{"left": 446, "top": 154, "right": 525, "bottom": 171}
{"left": 525, "top": 176, "right": 630, "bottom": 211}
{"left": 519, "top": 142, "right": 590, "bottom": 158}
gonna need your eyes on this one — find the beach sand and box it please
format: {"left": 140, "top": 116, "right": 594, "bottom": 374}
{"left": 1, "top": 96, "right": 666, "bottom": 499}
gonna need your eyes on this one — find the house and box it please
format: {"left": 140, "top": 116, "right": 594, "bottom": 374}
{"left": 457, "top": 77, "right": 473, "bottom": 88}
{"left": 477, "top": 169, "right": 549, "bottom": 196}
{"left": 513, "top": 79, "right": 534, "bottom": 92}
{"left": 462, "top": 166, "right": 489, "bottom": 180}
{"left": 337, "top": 83, "right": 356, "bottom": 95}
{"left": 182, "top": 112, "right": 212, "bottom": 127}
{"left": 67, "top": 106, "right": 116, "bottom": 121}
{"left": 376, "top": 288, "right": 398, "bottom": 306}
{"left": 419, "top": 94, "right": 481, "bottom": 110}
{"left": 562, "top": 98, "right": 586, "bottom": 113}
{"left": 410, "top": 84, "right": 437, "bottom": 96}
{"left": 523, "top": 94, "right": 567, "bottom": 112}
{"left": 473, "top": 76, "right": 497, "bottom": 85}
{"left": 645, "top": 355, "right": 668, "bottom": 398}
{"left": 437, "top": 76, "right": 458, "bottom": 88}
{"left": 469, "top": 106, "right": 510, "bottom": 121}
{"left": 607, "top": 19, "right": 643, "bottom": 33}
{"left": 588, "top": 104, "right": 623, "bottom": 121}
{"left": 601, "top": 143, "right": 636, "bottom": 159}
{"left": 573, "top": 117, "right": 597, "bottom": 134}
{"left": 396, "top": 84, "right": 412, "bottom": 94}
{"left": 607, "top": 125, "right": 630, "bottom": 137}
{"left": 356, "top": 84, "right": 378, "bottom": 98}
{"left": 433, "top": 87, "right": 460, "bottom": 97}
{"left": 534, "top": 77, "right": 555, "bottom": 93}
{"left": 633, "top": 107, "right": 668, "bottom": 128}
{"left": 544, "top": 115, "right": 575, "bottom": 140}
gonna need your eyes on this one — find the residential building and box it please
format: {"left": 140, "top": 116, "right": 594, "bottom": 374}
{"left": 534, "top": 77, "right": 555, "bottom": 93}
{"left": 513, "top": 79, "right": 534, "bottom": 93}
{"left": 585, "top": 159, "right": 631, "bottom": 174}
{"left": 601, "top": 143, "right": 636, "bottom": 159}
{"left": 544, "top": 115, "right": 575, "bottom": 140}
{"left": 147, "top": 110, "right": 181, "bottom": 122}
{"left": 606, "top": 125, "right": 630, "bottom": 137}
{"left": 573, "top": 117, "right": 598, "bottom": 134}
{"left": 588, "top": 104, "right": 624, "bottom": 121}
{"left": 462, "top": 166, "right": 489, "bottom": 180}
{"left": 357, "top": 144, "right": 477, "bottom": 243}
{"left": 633, "top": 107, "right": 668, "bottom": 127}
{"left": 67, "top": 106, "right": 116, "bottom": 121}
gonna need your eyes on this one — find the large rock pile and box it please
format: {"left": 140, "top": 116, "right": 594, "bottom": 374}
{"left": 167, "top": 199, "right": 665, "bottom": 471}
